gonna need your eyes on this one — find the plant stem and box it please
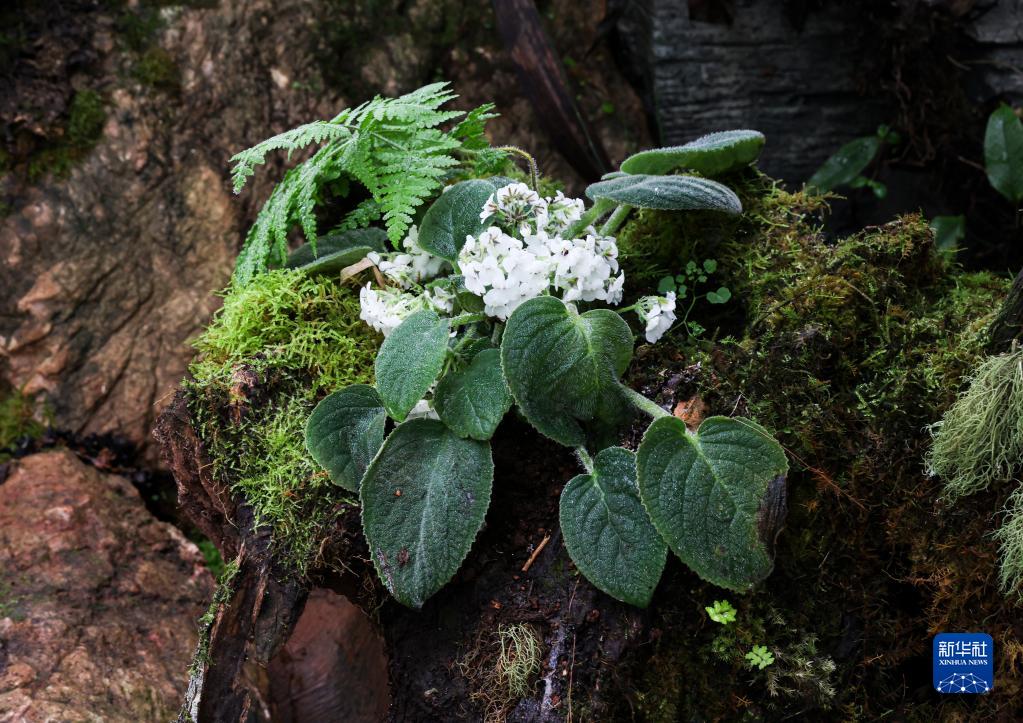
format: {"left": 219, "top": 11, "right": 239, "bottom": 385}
{"left": 566, "top": 198, "right": 614, "bottom": 238}
{"left": 600, "top": 204, "right": 632, "bottom": 236}
{"left": 496, "top": 146, "right": 540, "bottom": 192}
{"left": 575, "top": 447, "right": 595, "bottom": 474}
{"left": 621, "top": 384, "right": 671, "bottom": 419}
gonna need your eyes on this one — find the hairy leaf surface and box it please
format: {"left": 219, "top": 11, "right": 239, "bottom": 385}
{"left": 620, "top": 130, "right": 765, "bottom": 177}
{"left": 360, "top": 419, "right": 493, "bottom": 607}
{"left": 637, "top": 416, "right": 788, "bottom": 591}
{"left": 560, "top": 447, "right": 667, "bottom": 606}
{"left": 434, "top": 349, "right": 512, "bottom": 440}
{"left": 417, "top": 179, "right": 496, "bottom": 261}
{"left": 501, "top": 297, "right": 633, "bottom": 446}
{"left": 375, "top": 310, "right": 450, "bottom": 421}
{"left": 286, "top": 227, "right": 389, "bottom": 274}
{"left": 305, "top": 384, "right": 386, "bottom": 491}
{"left": 586, "top": 174, "right": 741, "bottom": 214}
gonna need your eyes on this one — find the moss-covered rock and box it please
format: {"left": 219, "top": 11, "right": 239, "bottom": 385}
{"left": 617, "top": 172, "right": 1018, "bottom": 720}
{"left": 184, "top": 269, "right": 380, "bottom": 572}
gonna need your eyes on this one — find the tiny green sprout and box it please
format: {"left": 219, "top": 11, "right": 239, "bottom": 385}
{"left": 706, "top": 287, "right": 731, "bottom": 305}
{"left": 746, "top": 645, "right": 775, "bottom": 670}
{"left": 705, "top": 599, "right": 737, "bottom": 624}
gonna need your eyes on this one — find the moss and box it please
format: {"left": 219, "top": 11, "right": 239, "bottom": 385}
{"left": 189, "top": 558, "right": 240, "bottom": 676}
{"left": 191, "top": 269, "right": 378, "bottom": 394}
{"left": 0, "top": 388, "right": 44, "bottom": 462}
{"left": 186, "top": 270, "right": 379, "bottom": 571}
{"left": 618, "top": 173, "right": 1015, "bottom": 719}
{"left": 131, "top": 45, "right": 180, "bottom": 91}
{"left": 24, "top": 89, "right": 106, "bottom": 181}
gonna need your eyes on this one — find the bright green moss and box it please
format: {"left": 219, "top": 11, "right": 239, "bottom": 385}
{"left": 190, "top": 268, "right": 378, "bottom": 394}
{"left": 186, "top": 269, "right": 379, "bottom": 571}
{"left": 0, "top": 388, "right": 44, "bottom": 461}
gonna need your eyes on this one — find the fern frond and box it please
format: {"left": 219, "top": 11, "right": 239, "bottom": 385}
{"left": 230, "top": 122, "right": 352, "bottom": 193}
{"left": 230, "top": 82, "right": 500, "bottom": 285}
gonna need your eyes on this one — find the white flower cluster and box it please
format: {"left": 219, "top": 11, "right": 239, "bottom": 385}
{"left": 460, "top": 183, "right": 624, "bottom": 320}
{"left": 367, "top": 226, "right": 447, "bottom": 290}
{"left": 636, "top": 292, "right": 677, "bottom": 343}
{"left": 359, "top": 225, "right": 452, "bottom": 336}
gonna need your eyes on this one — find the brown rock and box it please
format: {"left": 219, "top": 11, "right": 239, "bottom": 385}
{"left": 0, "top": 449, "right": 213, "bottom": 721}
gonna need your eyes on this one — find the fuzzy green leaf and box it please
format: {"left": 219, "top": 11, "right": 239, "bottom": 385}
{"left": 434, "top": 349, "right": 512, "bottom": 440}
{"left": 501, "top": 296, "right": 633, "bottom": 447}
{"left": 360, "top": 418, "right": 494, "bottom": 608}
{"left": 375, "top": 310, "right": 450, "bottom": 421}
{"left": 305, "top": 384, "right": 386, "bottom": 491}
{"left": 417, "top": 179, "right": 496, "bottom": 261}
{"left": 807, "top": 136, "right": 880, "bottom": 193}
{"left": 985, "top": 104, "right": 1023, "bottom": 205}
{"left": 620, "top": 130, "right": 765, "bottom": 177}
{"left": 285, "top": 228, "right": 389, "bottom": 274}
{"left": 585, "top": 174, "right": 742, "bottom": 214}
{"left": 560, "top": 447, "right": 667, "bottom": 607}
{"left": 637, "top": 416, "right": 788, "bottom": 592}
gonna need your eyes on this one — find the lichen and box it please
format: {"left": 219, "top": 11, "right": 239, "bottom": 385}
{"left": 457, "top": 622, "right": 543, "bottom": 722}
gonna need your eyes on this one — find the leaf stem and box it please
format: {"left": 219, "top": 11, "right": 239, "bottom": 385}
{"left": 600, "top": 204, "right": 632, "bottom": 236}
{"left": 496, "top": 145, "right": 541, "bottom": 192}
{"left": 566, "top": 198, "right": 614, "bottom": 238}
{"left": 621, "top": 385, "right": 671, "bottom": 420}
{"left": 575, "top": 447, "right": 595, "bottom": 474}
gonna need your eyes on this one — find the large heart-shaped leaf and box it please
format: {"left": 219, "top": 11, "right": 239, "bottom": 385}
{"left": 501, "top": 296, "right": 633, "bottom": 447}
{"left": 637, "top": 416, "right": 788, "bottom": 591}
{"left": 560, "top": 447, "right": 667, "bottom": 607}
{"left": 286, "top": 227, "right": 389, "bottom": 274}
{"left": 985, "top": 104, "right": 1023, "bottom": 205}
{"left": 806, "top": 136, "right": 880, "bottom": 193}
{"left": 305, "top": 384, "right": 386, "bottom": 491}
{"left": 585, "top": 174, "right": 741, "bottom": 214}
{"left": 417, "top": 179, "right": 496, "bottom": 261}
{"left": 620, "top": 130, "right": 765, "bottom": 177}
{"left": 375, "top": 309, "right": 450, "bottom": 421}
{"left": 434, "top": 349, "right": 512, "bottom": 440}
{"left": 360, "top": 418, "right": 494, "bottom": 608}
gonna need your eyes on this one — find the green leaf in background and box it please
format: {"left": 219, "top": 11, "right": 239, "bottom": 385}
{"left": 637, "top": 416, "right": 789, "bottom": 591}
{"left": 984, "top": 104, "right": 1023, "bottom": 205}
{"left": 620, "top": 130, "right": 765, "bottom": 177}
{"left": 375, "top": 309, "right": 450, "bottom": 421}
{"left": 434, "top": 349, "right": 512, "bottom": 440}
{"left": 305, "top": 384, "right": 386, "bottom": 491}
{"left": 501, "top": 297, "right": 634, "bottom": 447}
{"left": 806, "top": 136, "right": 881, "bottom": 193}
{"left": 585, "top": 174, "right": 742, "bottom": 214}
{"left": 285, "top": 227, "right": 389, "bottom": 274}
{"left": 417, "top": 179, "right": 496, "bottom": 261}
{"left": 706, "top": 287, "right": 731, "bottom": 305}
{"left": 560, "top": 447, "right": 667, "bottom": 607}
{"left": 931, "top": 215, "right": 966, "bottom": 252}
{"left": 360, "top": 418, "right": 494, "bottom": 608}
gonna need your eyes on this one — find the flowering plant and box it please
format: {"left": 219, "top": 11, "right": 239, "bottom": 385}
{"left": 244, "top": 87, "right": 789, "bottom": 608}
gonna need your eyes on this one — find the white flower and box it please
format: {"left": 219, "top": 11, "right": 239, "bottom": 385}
{"left": 426, "top": 284, "right": 455, "bottom": 314}
{"left": 368, "top": 226, "right": 447, "bottom": 289}
{"left": 637, "top": 292, "right": 677, "bottom": 343}
{"left": 480, "top": 182, "right": 544, "bottom": 229}
{"left": 406, "top": 398, "right": 440, "bottom": 421}
{"left": 459, "top": 226, "right": 550, "bottom": 320}
{"left": 359, "top": 283, "right": 421, "bottom": 337}
{"left": 536, "top": 190, "right": 584, "bottom": 235}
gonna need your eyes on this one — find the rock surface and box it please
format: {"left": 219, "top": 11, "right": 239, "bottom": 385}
{"left": 0, "top": 449, "right": 213, "bottom": 721}
{"left": 0, "top": 0, "right": 648, "bottom": 462}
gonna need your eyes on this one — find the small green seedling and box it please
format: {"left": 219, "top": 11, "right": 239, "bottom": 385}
{"left": 706, "top": 599, "right": 737, "bottom": 625}
{"left": 746, "top": 645, "right": 775, "bottom": 670}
